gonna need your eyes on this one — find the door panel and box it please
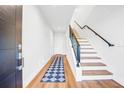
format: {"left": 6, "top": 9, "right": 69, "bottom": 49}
{"left": 0, "top": 6, "right": 22, "bottom": 88}
{"left": 0, "top": 50, "right": 15, "bottom": 78}
{"left": 0, "top": 72, "right": 16, "bottom": 88}
{"left": 0, "top": 6, "right": 16, "bottom": 49}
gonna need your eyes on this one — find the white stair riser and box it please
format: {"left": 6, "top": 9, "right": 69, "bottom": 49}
{"left": 80, "top": 46, "right": 93, "bottom": 48}
{"left": 80, "top": 50, "right": 96, "bottom": 52}
{"left": 81, "top": 54, "right": 99, "bottom": 57}
{"left": 81, "top": 75, "right": 113, "bottom": 80}
{"left": 80, "top": 59, "right": 103, "bottom": 63}
{"left": 78, "top": 38, "right": 88, "bottom": 40}
{"left": 80, "top": 66, "right": 107, "bottom": 70}
{"left": 79, "top": 42, "right": 90, "bottom": 45}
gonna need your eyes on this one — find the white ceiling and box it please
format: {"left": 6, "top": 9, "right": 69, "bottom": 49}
{"left": 39, "top": 5, "right": 77, "bottom": 32}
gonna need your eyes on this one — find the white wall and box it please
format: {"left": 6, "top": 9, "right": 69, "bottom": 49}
{"left": 72, "top": 5, "right": 124, "bottom": 85}
{"left": 54, "top": 32, "right": 65, "bottom": 54}
{"left": 22, "top": 5, "right": 54, "bottom": 87}
{"left": 71, "top": 5, "right": 95, "bottom": 26}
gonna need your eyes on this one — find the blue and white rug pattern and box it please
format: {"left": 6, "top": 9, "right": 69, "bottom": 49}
{"left": 41, "top": 56, "right": 65, "bottom": 82}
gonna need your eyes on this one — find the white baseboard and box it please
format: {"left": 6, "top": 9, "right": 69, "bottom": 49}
{"left": 113, "top": 78, "right": 124, "bottom": 86}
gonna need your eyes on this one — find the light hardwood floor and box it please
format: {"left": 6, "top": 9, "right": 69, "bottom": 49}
{"left": 27, "top": 55, "right": 123, "bottom": 88}
{"left": 27, "top": 54, "right": 77, "bottom": 88}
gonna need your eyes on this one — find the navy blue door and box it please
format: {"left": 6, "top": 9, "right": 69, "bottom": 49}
{"left": 0, "top": 6, "right": 22, "bottom": 88}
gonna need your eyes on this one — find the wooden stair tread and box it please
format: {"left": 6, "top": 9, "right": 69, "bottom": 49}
{"left": 79, "top": 40, "right": 89, "bottom": 42}
{"left": 76, "top": 37, "right": 83, "bottom": 39}
{"left": 78, "top": 40, "right": 89, "bottom": 42}
{"left": 77, "top": 38, "right": 87, "bottom": 40}
{"left": 76, "top": 37, "right": 82, "bottom": 39}
{"left": 81, "top": 57, "right": 101, "bottom": 59}
{"left": 80, "top": 62, "right": 106, "bottom": 66}
{"left": 82, "top": 70, "right": 113, "bottom": 76}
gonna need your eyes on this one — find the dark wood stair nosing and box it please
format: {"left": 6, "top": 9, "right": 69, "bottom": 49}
{"left": 82, "top": 70, "right": 113, "bottom": 76}
{"left": 80, "top": 62, "right": 106, "bottom": 66}
{"left": 81, "top": 57, "right": 101, "bottom": 59}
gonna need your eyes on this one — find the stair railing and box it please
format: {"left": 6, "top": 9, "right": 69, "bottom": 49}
{"left": 69, "top": 25, "right": 80, "bottom": 67}
{"left": 74, "top": 21, "right": 114, "bottom": 47}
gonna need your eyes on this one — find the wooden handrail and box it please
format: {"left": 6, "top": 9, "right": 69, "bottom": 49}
{"left": 74, "top": 21, "right": 114, "bottom": 47}
{"left": 69, "top": 25, "right": 80, "bottom": 46}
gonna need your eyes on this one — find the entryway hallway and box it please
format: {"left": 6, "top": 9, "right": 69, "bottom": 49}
{"left": 22, "top": 5, "right": 124, "bottom": 88}
{"left": 1, "top": 5, "right": 124, "bottom": 88}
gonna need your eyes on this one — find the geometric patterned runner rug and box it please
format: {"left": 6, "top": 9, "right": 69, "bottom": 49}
{"left": 41, "top": 55, "right": 65, "bottom": 82}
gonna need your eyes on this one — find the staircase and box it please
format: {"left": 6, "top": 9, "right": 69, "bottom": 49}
{"left": 69, "top": 25, "right": 113, "bottom": 81}
{"left": 70, "top": 28, "right": 113, "bottom": 81}
{"left": 75, "top": 30, "right": 113, "bottom": 81}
